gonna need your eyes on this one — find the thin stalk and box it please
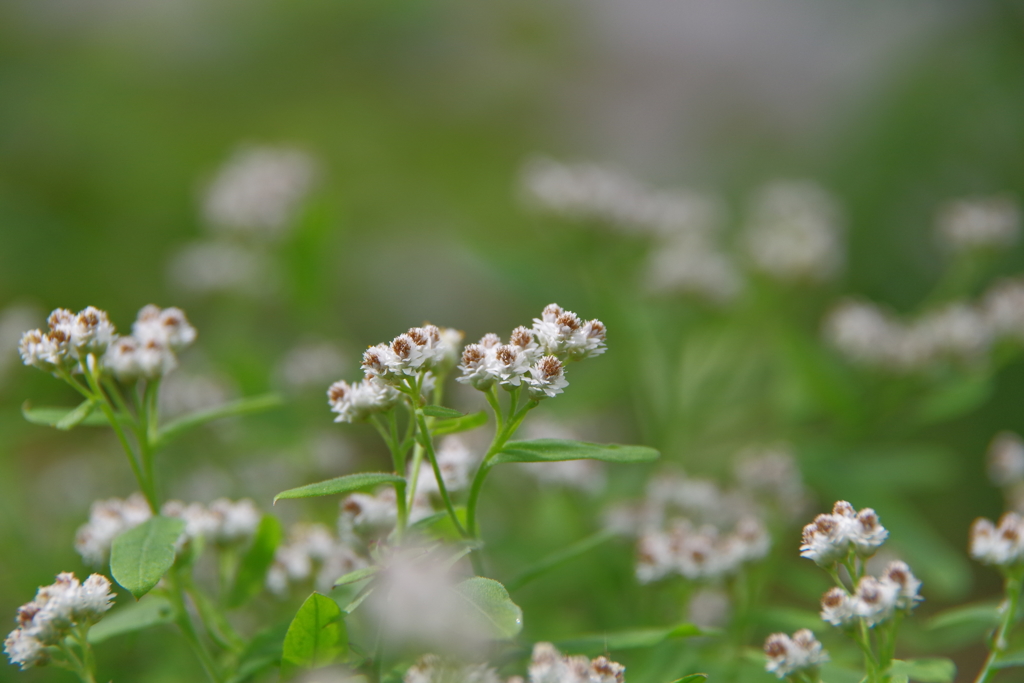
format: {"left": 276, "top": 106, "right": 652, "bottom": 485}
{"left": 70, "top": 626, "right": 98, "bottom": 683}
{"left": 415, "top": 410, "right": 468, "bottom": 538}
{"left": 166, "top": 567, "right": 223, "bottom": 683}
{"left": 54, "top": 639, "right": 95, "bottom": 683}
{"left": 975, "top": 572, "right": 1023, "bottom": 683}
{"left": 82, "top": 359, "right": 157, "bottom": 511}
{"left": 855, "top": 618, "right": 880, "bottom": 683}
{"left": 372, "top": 414, "right": 408, "bottom": 541}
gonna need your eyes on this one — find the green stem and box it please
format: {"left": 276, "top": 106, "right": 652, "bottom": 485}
{"left": 166, "top": 567, "right": 223, "bottom": 683}
{"left": 82, "top": 358, "right": 158, "bottom": 512}
{"left": 373, "top": 413, "right": 408, "bottom": 541}
{"left": 975, "top": 572, "right": 1023, "bottom": 683}
{"left": 415, "top": 410, "right": 468, "bottom": 538}
{"left": 54, "top": 639, "right": 96, "bottom": 683}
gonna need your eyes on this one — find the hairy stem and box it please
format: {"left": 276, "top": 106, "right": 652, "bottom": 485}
{"left": 975, "top": 571, "right": 1023, "bottom": 683}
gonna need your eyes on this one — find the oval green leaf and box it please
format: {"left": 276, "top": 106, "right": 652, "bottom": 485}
{"left": 88, "top": 596, "right": 176, "bottom": 644}
{"left": 110, "top": 516, "right": 186, "bottom": 600}
{"left": 422, "top": 405, "right": 464, "bottom": 419}
{"left": 492, "top": 439, "right": 660, "bottom": 466}
{"left": 22, "top": 401, "right": 109, "bottom": 429}
{"left": 282, "top": 593, "right": 346, "bottom": 673}
{"left": 432, "top": 411, "right": 488, "bottom": 436}
{"left": 454, "top": 577, "right": 523, "bottom": 640}
{"left": 274, "top": 472, "right": 405, "bottom": 504}
{"left": 227, "top": 515, "right": 283, "bottom": 608}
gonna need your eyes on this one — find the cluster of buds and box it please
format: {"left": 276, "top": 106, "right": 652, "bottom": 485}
{"left": 819, "top": 561, "right": 922, "bottom": 627}
{"left": 266, "top": 522, "right": 368, "bottom": 597}
{"left": 635, "top": 516, "right": 770, "bottom": 584}
{"left": 970, "top": 512, "right": 1024, "bottom": 567}
{"left": 328, "top": 324, "right": 463, "bottom": 423}
{"left": 528, "top": 642, "right": 625, "bottom": 683}
{"left": 18, "top": 304, "right": 196, "bottom": 382}
{"left": 340, "top": 487, "right": 433, "bottom": 536}
{"left": 4, "top": 573, "right": 114, "bottom": 670}
{"left": 457, "top": 303, "right": 605, "bottom": 399}
{"left": 74, "top": 493, "right": 261, "bottom": 566}
{"left": 763, "top": 630, "right": 828, "bottom": 680}
{"left": 799, "top": 501, "right": 888, "bottom": 566}
{"left": 404, "top": 655, "right": 504, "bottom": 683}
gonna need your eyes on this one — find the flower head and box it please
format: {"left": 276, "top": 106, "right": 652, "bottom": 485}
{"left": 764, "top": 629, "right": 828, "bottom": 679}
{"left": 327, "top": 378, "right": 398, "bottom": 423}
{"left": 820, "top": 586, "right": 856, "bottom": 627}
{"left": 525, "top": 356, "right": 569, "bottom": 399}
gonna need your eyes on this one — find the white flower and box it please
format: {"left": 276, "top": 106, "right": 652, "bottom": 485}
{"left": 341, "top": 490, "right": 399, "bottom": 532}
{"left": 532, "top": 307, "right": 583, "bottom": 357}
{"left": 167, "top": 241, "right": 279, "bottom": 296}
{"left": 733, "top": 516, "right": 771, "bottom": 563}
{"left": 437, "top": 327, "right": 464, "bottom": 367}
{"left": 764, "top": 630, "right": 828, "bottom": 679}
{"left": 202, "top": 145, "right": 317, "bottom": 238}
{"left": 881, "top": 561, "right": 922, "bottom": 611}
{"left": 412, "top": 435, "right": 478, "bottom": 496}
{"left": 132, "top": 305, "right": 197, "bottom": 352}
{"left": 10, "top": 572, "right": 115, "bottom": 656}
{"left": 635, "top": 531, "right": 675, "bottom": 584}
{"left": 209, "top": 498, "right": 262, "bottom": 545}
{"left": 527, "top": 641, "right": 625, "bottom": 683}
{"left": 983, "top": 278, "right": 1024, "bottom": 340}
{"left": 644, "top": 234, "right": 743, "bottom": 304}
{"left": 404, "top": 655, "right": 503, "bottom": 683}
{"left": 850, "top": 508, "right": 888, "bottom": 556}
{"left": 76, "top": 574, "right": 115, "bottom": 623}
{"left": 162, "top": 500, "right": 220, "bottom": 544}
{"left": 800, "top": 513, "right": 848, "bottom": 566}
{"left": 525, "top": 356, "right": 569, "bottom": 399}
{"left": 988, "top": 432, "right": 1024, "bottom": 487}
{"left": 102, "top": 336, "right": 143, "bottom": 381}
{"left": 386, "top": 333, "right": 430, "bottom": 376}
{"left": 820, "top": 587, "right": 856, "bottom": 627}
{"left": 970, "top": 514, "right": 1024, "bottom": 566}
{"left": 936, "top": 195, "right": 1020, "bottom": 252}
{"left": 510, "top": 325, "right": 543, "bottom": 364}
{"left": 75, "top": 493, "right": 153, "bottom": 566}
{"left": 135, "top": 339, "right": 178, "bottom": 379}
{"left": 3, "top": 629, "right": 46, "bottom": 670}
{"left": 853, "top": 576, "right": 900, "bottom": 626}
{"left": 70, "top": 307, "right": 117, "bottom": 355}
{"left": 493, "top": 344, "right": 529, "bottom": 387}
{"left": 276, "top": 341, "right": 346, "bottom": 391}
{"left": 456, "top": 343, "right": 499, "bottom": 391}
{"left": 327, "top": 377, "right": 398, "bottom": 423}
{"left": 18, "top": 329, "right": 54, "bottom": 371}
{"left": 915, "top": 303, "right": 992, "bottom": 361}
{"left": 743, "top": 181, "right": 844, "bottom": 283}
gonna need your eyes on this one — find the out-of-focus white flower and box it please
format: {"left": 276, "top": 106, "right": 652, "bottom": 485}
{"left": 645, "top": 233, "right": 743, "bottom": 305}
{"left": 5, "top": 572, "right": 115, "bottom": 669}
{"left": 820, "top": 587, "right": 856, "bottom": 627}
{"left": 881, "top": 560, "right": 922, "bottom": 610}
{"left": 687, "top": 588, "right": 731, "bottom": 629}
{"left": 764, "top": 630, "right": 828, "bottom": 679}
{"left": 457, "top": 343, "right": 499, "bottom": 391}
{"left": 327, "top": 378, "right": 399, "bottom": 423}
{"left": 162, "top": 500, "right": 220, "bottom": 544}
{"left": 936, "top": 195, "right": 1020, "bottom": 252}
{"left": 734, "top": 446, "right": 808, "bottom": 520}
{"left": 743, "top": 181, "right": 844, "bottom": 284}
{"left": 525, "top": 356, "right": 569, "bottom": 399}
{"left": 520, "top": 156, "right": 720, "bottom": 240}
{"left": 208, "top": 498, "right": 261, "bottom": 545}
{"left": 132, "top": 305, "right": 197, "bottom": 352}
{"left": 202, "top": 145, "right": 317, "bottom": 238}
{"left": 167, "top": 242, "right": 279, "bottom": 297}
{"left": 527, "top": 641, "right": 625, "bottom": 683}
{"left": 412, "top": 436, "right": 478, "bottom": 497}
{"left": 988, "top": 432, "right": 1024, "bottom": 487}
{"left": 800, "top": 501, "right": 888, "bottom": 566}
{"left": 277, "top": 341, "right": 346, "bottom": 391}
{"left": 75, "top": 493, "right": 153, "bottom": 566}
{"left": 853, "top": 576, "right": 900, "bottom": 626}
{"left": 970, "top": 514, "right": 1024, "bottom": 567}
{"left": 159, "top": 371, "right": 235, "bottom": 419}
{"left": 983, "top": 278, "right": 1024, "bottom": 340}
{"left": 70, "top": 307, "right": 117, "bottom": 355}
{"left": 915, "top": 303, "right": 992, "bottom": 361}
{"left": 266, "top": 523, "right": 368, "bottom": 597}
{"left": 404, "top": 655, "right": 503, "bottom": 683}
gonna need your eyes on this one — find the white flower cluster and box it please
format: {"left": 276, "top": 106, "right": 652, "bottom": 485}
{"left": 74, "top": 493, "right": 261, "bottom": 567}
{"left": 404, "top": 655, "right": 504, "bottom": 683}
{"left": 457, "top": 304, "right": 605, "bottom": 399}
{"left": 266, "top": 522, "right": 368, "bottom": 597}
{"left": 763, "top": 629, "right": 828, "bottom": 680}
{"left": 970, "top": 512, "right": 1024, "bottom": 567}
{"left": 733, "top": 446, "right": 809, "bottom": 521}
{"left": 202, "top": 145, "right": 318, "bottom": 238}
{"left": 635, "top": 516, "right": 770, "bottom": 584}
{"left": 936, "top": 195, "right": 1020, "bottom": 252}
{"left": 742, "top": 181, "right": 844, "bottom": 283}
{"left": 819, "top": 561, "right": 922, "bottom": 628}
{"left": 328, "top": 325, "right": 463, "bottom": 423}
{"left": 167, "top": 242, "right": 278, "bottom": 298}
{"left": 986, "top": 432, "right": 1024, "bottom": 513}
{"left": 340, "top": 487, "right": 434, "bottom": 537}
{"left": 800, "top": 501, "right": 888, "bottom": 567}
{"left": 18, "top": 304, "right": 196, "bottom": 382}
{"left": 528, "top": 642, "right": 625, "bottom": 683}
{"left": 410, "top": 435, "right": 479, "bottom": 498}
{"left": 644, "top": 234, "right": 743, "bottom": 305}
{"left": 4, "top": 572, "right": 114, "bottom": 670}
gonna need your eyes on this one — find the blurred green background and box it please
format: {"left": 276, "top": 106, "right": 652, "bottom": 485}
{"left": 2, "top": 0, "right": 1024, "bottom": 681}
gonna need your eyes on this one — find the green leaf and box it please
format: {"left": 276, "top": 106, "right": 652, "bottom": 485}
{"left": 57, "top": 399, "right": 98, "bottom": 430}
{"left": 274, "top": 472, "right": 405, "bottom": 504}
{"left": 454, "top": 577, "right": 523, "bottom": 640}
{"left": 226, "top": 622, "right": 289, "bottom": 683}
{"left": 993, "top": 651, "right": 1024, "bottom": 669}
{"left": 432, "top": 411, "right": 487, "bottom": 436}
{"left": 282, "top": 593, "right": 346, "bottom": 673}
{"left": 110, "top": 516, "right": 186, "bottom": 599}
{"left": 669, "top": 676, "right": 708, "bottom": 683}
{"left": 227, "top": 515, "right": 283, "bottom": 608}
{"left": 506, "top": 530, "right": 615, "bottom": 591}
{"left": 491, "top": 439, "right": 660, "bottom": 465}
{"left": 22, "top": 401, "right": 109, "bottom": 428}
{"left": 555, "top": 623, "right": 707, "bottom": 654}
{"left": 334, "top": 566, "right": 379, "bottom": 587}
{"left": 87, "top": 596, "right": 176, "bottom": 644}
{"left": 155, "top": 394, "right": 282, "bottom": 449}
{"left": 421, "top": 405, "right": 464, "bottom": 419}
{"left": 888, "top": 659, "right": 956, "bottom": 683}
{"left": 407, "top": 508, "right": 468, "bottom": 542}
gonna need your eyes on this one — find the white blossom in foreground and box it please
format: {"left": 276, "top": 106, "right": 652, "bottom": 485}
{"left": 4, "top": 573, "right": 115, "bottom": 670}
{"left": 528, "top": 641, "right": 625, "bottom": 683}
{"left": 800, "top": 501, "right": 888, "bottom": 567}
{"left": 743, "top": 181, "right": 844, "bottom": 283}
{"left": 853, "top": 576, "right": 900, "bottom": 626}
{"left": 19, "top": 305, "right": 123, "bottom": 372}
{"left": 820, "top": 586, "right": 856, "bottom": 627}
{"left": 327, "top": 378, "right": 399, "bottom": 423}
{"left": 763, "top": 630, "right": 828, "bottom": 680}
{"left": 202, "top": 145, "right": 318, "bottom": 238}
{"left": 525, "top": 356, "right": 568, "bottom": 399}
{"left": 970, "top": 513, "right": 1024, "bottom": 567}
{"left": 936, "top": 195, "right": 1020, "bottom": 252}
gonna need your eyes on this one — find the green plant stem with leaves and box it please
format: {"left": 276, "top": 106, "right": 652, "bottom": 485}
{"left": 975, "top": 569, "right": 1024, "bottom": 683}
